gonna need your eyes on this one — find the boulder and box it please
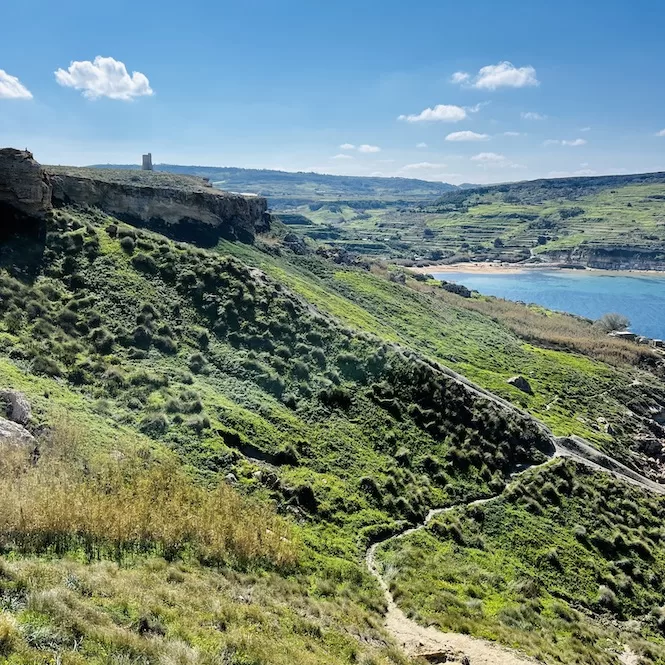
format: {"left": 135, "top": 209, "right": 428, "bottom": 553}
{"left": 0, "top": 417, "right": 35, "bottom": 446}
{"left": 507, "top": 375, "right": 533, "bottom": 394}
{"left": 0, "top": 389, "right": 31, "bottom": 425}
{"left": 0, "top": 148, "right": 52, "bottom": 216}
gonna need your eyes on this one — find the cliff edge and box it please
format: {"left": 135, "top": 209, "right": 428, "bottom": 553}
{"left": 0, "top": 149, "right": 270, "bottom": 245}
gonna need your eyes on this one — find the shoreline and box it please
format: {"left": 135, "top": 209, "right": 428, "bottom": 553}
{"left": 408, "top": 262, "right": 665, "bottom": 277}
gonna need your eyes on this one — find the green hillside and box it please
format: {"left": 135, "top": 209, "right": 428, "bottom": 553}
{"left": 92, "top": 163, "right": 457, "bottom": 203}
{"left": 277, "top": 171, "right": 665, "bottom": 266}
{"left": 1, "top": 190, "right": 665, "bottom": 664}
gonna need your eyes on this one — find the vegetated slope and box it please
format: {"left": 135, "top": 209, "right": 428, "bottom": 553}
{"left": 216, "top": 240, "right": 665, "bottom": 479}
{"left": 92, "top": 163, "right": 457, "bottom": 202}
{"left": 376, "top": 457, "right": 665, "bottom": 664}
{"left": 0, "top": 204, "right": 556, "bottom": 663}
{"left": 279, "top": 171, "right": 665, "bottom": 265}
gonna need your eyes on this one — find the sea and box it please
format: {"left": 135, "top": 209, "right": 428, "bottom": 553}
{"left": 431, "top": 269, "right": 665, "bottom": 340}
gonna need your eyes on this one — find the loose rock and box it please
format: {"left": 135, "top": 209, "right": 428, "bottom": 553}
{"left": 507, "top": 375, "right": 533, "bottom": 395}
{"left": 0, "top": 417, "right": 35, "bottom": 446}
{"left": 0, "top": 389, "right": 32, "bottom": 425}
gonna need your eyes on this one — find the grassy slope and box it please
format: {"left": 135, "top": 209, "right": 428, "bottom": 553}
{"left": 219, "top": 241, "right": 665, "bottom": 470}
{"left": 376, "top": 458, "right": 665, "bottom": 664}
{"left": 0, "top": 206, "right": 559, "bottom": 664}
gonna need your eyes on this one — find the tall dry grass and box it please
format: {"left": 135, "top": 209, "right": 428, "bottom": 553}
{"left": 0, "top": 424, "right": 297, "bottom": 569}
{"left": 407, "top": 276, "right": 658, "bottom": 368}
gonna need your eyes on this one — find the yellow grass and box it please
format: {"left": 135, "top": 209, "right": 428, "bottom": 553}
{"left": 0, "top": 427, "right": 297, "bottom": 568}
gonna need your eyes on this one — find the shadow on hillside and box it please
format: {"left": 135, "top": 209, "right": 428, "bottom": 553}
{"left": 0, "top": 204, "right": 46, "bottom": 281}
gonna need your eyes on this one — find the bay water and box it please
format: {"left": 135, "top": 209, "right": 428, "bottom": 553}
{"left": 431, "top": 269, "right": 665, "bottom": 339}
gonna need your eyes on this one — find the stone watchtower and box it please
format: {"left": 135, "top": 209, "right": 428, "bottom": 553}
{"left": 141, "top": 153, "right": 153, "bottom": 171}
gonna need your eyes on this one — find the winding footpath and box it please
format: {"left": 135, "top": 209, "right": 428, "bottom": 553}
{"left": 365, "top": 431, "right": 665, "bottom": 664}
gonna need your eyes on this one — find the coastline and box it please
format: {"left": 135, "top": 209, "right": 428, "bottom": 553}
{"left": 408, "top": 262, "right": 665, "bottom": 277}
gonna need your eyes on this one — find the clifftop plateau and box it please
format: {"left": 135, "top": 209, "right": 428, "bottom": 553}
{"left": 0, "top": 149, "right": 270, "bottom": 245}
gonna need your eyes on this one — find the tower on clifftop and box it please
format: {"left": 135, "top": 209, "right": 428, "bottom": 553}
{"left": 141, "top": 153, "right": 153, "bottom": 171}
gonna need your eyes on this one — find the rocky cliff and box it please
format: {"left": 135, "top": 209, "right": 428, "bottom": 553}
{"left": 0, "top": 149, "right": 270, "bottom": 245}
{"left": 47, "top": 166, "right": 270, "bottom": 244}
{"left": 0, "top": 148, "right": 52, "bottom": 217}
{"left": 542, "top": 246, "right": 665, "bottom": 271}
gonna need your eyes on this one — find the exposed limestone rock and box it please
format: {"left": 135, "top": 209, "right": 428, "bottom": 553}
{"left": 0, "top": 389, "right": 31, "bottom": 425}
{"left": 507, "top": 375, "right": 533, "bottom": 394}
{"left": 0, "top": 417, "right": 35, "bottom": 446}
{"left": 0, "top": 148, "right": 52, "bottom": 216}
{"left": 48, "top": 166, "right": 269, "bottom": 245}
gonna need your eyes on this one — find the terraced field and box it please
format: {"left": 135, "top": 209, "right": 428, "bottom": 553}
{"left": 279, "top": 174, "right": 665, "bottom": 266}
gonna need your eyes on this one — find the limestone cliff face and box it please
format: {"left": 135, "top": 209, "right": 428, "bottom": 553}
{"left": 542, "top": 246, "right": 665, "bottom": 271}
{"left": 0, "top": 149, "right": 52, "bottom": 216}
{"left": 48, "top": 166, "right": 269, "bottom": 244}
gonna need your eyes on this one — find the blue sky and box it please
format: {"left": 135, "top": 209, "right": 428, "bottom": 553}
{"left": 2, "top": 0, "right": 665, "bottom": 184}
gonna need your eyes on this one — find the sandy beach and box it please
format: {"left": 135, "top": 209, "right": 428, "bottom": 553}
{"left": 408, "top": 262, "right": 665, "bottom": 277}
{"left": 407, "top": 262, "right": 566, "bottom": 275}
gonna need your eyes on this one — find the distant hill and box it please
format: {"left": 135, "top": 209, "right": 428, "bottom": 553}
{"left": 431, "top": 170, "right": 665, "bottom": 207}
{"left": 92, "top": 163, "right": 458, "bottom": 203}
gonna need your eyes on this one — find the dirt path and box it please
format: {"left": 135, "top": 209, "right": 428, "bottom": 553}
{"left": 366, "top": 435, "right": 664, "bottom": 663}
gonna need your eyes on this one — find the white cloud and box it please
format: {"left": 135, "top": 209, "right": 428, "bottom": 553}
{"left": 54, "top": 56, "right": 153, "bottom": 100}
{"left": 339, "top": 143, "right": 355, "bottom": 150}
{"left": 331, "top": 154, "right": 353, "bottom": 160}
{"left": 0, "top": 70, "right": 32, "bottom": 99}
{"left": 446, "top": 130, "right": 489, "bottom": 142}
{"left": 503, "top": 131, "right": 523, "bottom": 136}
{"left": 358, "top": 144, "right": 381, "bottom": 153}
{"left": 466, "top": 102, "right": 489, "bottom": 113}
{"left": 545, "top": 138, "right": 587, "bottom": 147}
{"left": 580, "top": 127, "right": 591, "bottom": 132}
{"left": 398, "top": 104, "right": 467, "bottom": 123}
{"left": 453, "top": 61, "right": 539, "bottom": 90}
{"left": 416, "top": 142, "right": 428, "bottom": 148}
{"left": 471, "top": 152, "right": 524, "bottom": 169}
{"left": 521, "top": 111, "right": 546, "bottom": 120}
{"left": 451, "top": 71, "right": 470, "bottom": 84}
{"left": 401, "top": 162, "right": 446, "bottom": 171}
{"left": 656, "top": 129, "right": 665, "bottom": 137}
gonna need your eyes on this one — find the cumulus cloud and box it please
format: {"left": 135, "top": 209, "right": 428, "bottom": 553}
{"left": 398, "top": 104, "right": 466, "bottom": 123}
{"left": 544, "top": 138, "right": 587, "bottom": 147}
{"left": 400, "top": 162, "right": 446, "bottom": 171}
{"left": 340, "top": 143, "right": 355, "bottom": 150}
{"left": 54, "top": 56, "right": 153, "bottom": 100}
{"left": 358, "top": 144, "right": 381, "bottom": 153}
{"left": 0, "top": 70, "right": 32, "bottom": 99}
{"left": 331, "top": 154, "right": 353, "bottom": 160}
{"left": 416, "top": 142, "right": 428, "bottom": 148}
{"left": 521, "top": 111, "right": 546, "bottom": 120}
{"left": 453, "top": 61, "right": 539, "bottom": 90}
{"left": 656, "top": 129, "right": 665, "bottom": 137}
{"left": 445, "top": 130, "right": 489, "bottom": 142}
{"left": 451, "top": 71, "right": 470, "bottom": 84}
{"left": 580, "top": 127, "right": 591, "bottom": 132}
{"left": 471, "top": 152, "right": 523, "bottom": 169}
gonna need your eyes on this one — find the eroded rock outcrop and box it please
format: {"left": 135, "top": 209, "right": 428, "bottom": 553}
{"left": 48, "top": 166, "right": 269, "bottom": 245}
{"left": 0, "top": 148, "right": 52, "bottom": 216}
{"left": 0, "top": 389, "right": 32, "bottom": 426}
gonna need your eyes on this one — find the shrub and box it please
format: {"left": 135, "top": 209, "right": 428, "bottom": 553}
{"left": 131, "top": 253, "right": 158, "bottom": 274}
{"left": 0, "top": 612, "right": 20, "bottom": 656}
{"left": 154, "top": 335, "right": 178, "bottom": 354}
{"left": 139, "top": 413, "right": 169, "bottom": 436}
{"left": 594, "top": 312, "right": 630, "bottom": 333}
{"left": 188, "top": 353, "right": 207, "bottom": 374}
{"left": 90, "top": 327, "right": 115, "bottom": 353}
{"left": 119, "top": 236, "right": 135, "bottom": 253}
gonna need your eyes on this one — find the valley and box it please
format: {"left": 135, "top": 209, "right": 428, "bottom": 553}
{"left": 1, "top": 149, "right": 665, "bottom": 664}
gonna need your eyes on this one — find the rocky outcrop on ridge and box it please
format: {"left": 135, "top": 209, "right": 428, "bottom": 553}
{"left": 0, "top": 148, "right": 270, "bottom": 245}
{"left": 0, "top": 148, "right": 52, "bottom": 217}
{"left": 48, "top": 166, "right": 270, "bottom": 244}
